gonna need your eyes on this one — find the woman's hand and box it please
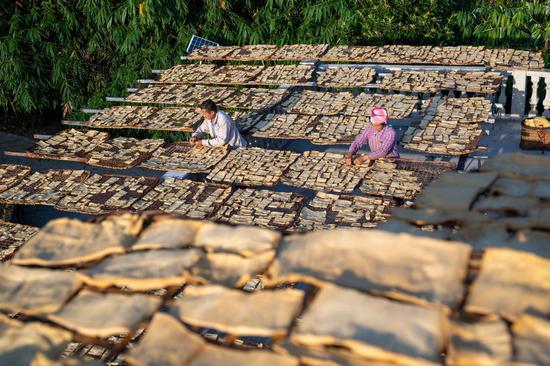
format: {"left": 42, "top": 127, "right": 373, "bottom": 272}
{"left": 342, "top": 156, "right": 353, "bottom": 165}
{"left": 353, "top": 155, "right": 370, "bottom": 166}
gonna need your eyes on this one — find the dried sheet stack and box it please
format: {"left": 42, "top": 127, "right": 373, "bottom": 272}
{"left": 87, "top": 105, "right": 202, "bottom": 131}
{"left": 207, "top": 148, "right": 299, "bottom": 187}
{"left": 131, "top": 178, "right": 232, "bottom": 219}
{"left": 141, "top": 142, "right": 229, "bottom": 172}
{"left": 213, "top": 188, "right": 305, "bottom": 231}
{"left": 282, "top": 151, "right": 370, "bottom": 193}
{"left": 0, "top": 221, "right": 38, "bottom": 261}
{"left": 294, "top": 192, "right": 395, "bottom": 231}
{"left": 29, "top": 129, "right": 109, "bottom": 161}
{"left": 0, "top": 169, "right": 90, "bottom": 206}
{"left": 55, "top": 174, "right": 157, "bottom": 214}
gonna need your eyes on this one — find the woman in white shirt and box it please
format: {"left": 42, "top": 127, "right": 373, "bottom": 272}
{"left": 190, "top": 99, "right": 248, "bottom": 147}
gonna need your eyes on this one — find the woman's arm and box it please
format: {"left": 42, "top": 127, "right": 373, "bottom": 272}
{"left": 346, "top": 128, "right": 369, "bottom": 161}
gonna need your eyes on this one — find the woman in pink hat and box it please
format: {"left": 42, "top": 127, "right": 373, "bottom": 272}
{"left": 343, "top": 106, "right": 399, "bottom": 165}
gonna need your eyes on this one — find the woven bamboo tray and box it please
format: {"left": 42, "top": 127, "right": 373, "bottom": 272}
{"left": 24, "top": 151, "right": 88, "bottom": 162}
{"left": 403, "top": 126, "right": 485, "bottom": 156}
{"left": 24, "top": 129, "right": 110, "bottom": 163}
{"left": 86, "top": 138, "right": 166, "bottom": 170}
{"left": 316, "top": 67, "right": 376, "bottom": 88}
{"left": 281, "top": 151, "right": 371, "bottom": 193}
{"left": 131, "top": 179, "right": 232, "bottom": 219}
{"left": 360, "top": 159, "right": 455, "bottom": 199}
{"left": 206, "top": 148, "right": 300, "bottom": 188}
{"left": 0, "top": 220, "right": 39, "bottom": 262}
{"left": 55, "top": 174, "right": 158, "bottom": 215}
{"left": 249, "top": 113, "right": 319, "bottom": 140}
{"left": 141, "top": 142, "right": 229, "bottom": 173}
{"left": 85, "top": 106, "right": 201, "bottom": 131}
{"left": 292, "top": 192, "right": 396, "bottom": 232}
{"left": 0, "top": 170, "right": 91, "bottom": 207}
{"left": 212, "top": 188, "right": 306, "bottom": 231}
{"left": 269, "top": 44, "right": 329, "bottom": 61}
{"left": 0, "top": 164, "right": 32, "bottom": 194}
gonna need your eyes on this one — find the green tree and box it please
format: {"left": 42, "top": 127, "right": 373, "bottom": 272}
{"left": 1, "top": 0, "right": 547, "bottom": 131}
{"left": 0, "top": 1, "right": 194, "bottom": 117}
{"left": 451, "top": 0, "right": 550, "bottom": 49}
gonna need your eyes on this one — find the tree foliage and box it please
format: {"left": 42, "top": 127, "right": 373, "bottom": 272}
{"left": 0, "top": 0, "right": 548, "bottom": 127}
{"left": 451, "top": 0, "right": 550, "bottom": 49}
{"left": 1, "top": 1, "right": 193, "bottom": 116}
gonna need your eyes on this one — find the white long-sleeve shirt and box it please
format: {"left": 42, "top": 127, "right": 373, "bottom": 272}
{"left": 191, "top": 111, "right": 248, "bottom": 147}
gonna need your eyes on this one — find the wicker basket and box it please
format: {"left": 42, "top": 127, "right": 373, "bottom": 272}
{"left": 520, "top": 118, "right": 550, "bottom": 151}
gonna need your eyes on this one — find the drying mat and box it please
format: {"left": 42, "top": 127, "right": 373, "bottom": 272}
{"left": 27, "top": 129, "right": 109, "bottom": 162}
{"left": 249, "top": 113, "right": 319, "bottom": 139}
{"left": 131, "top": 178, "right": 232, "bottom": 219}
{"left": 343, "top": 93, "right": 420, "bottom": 119}
{"left": 484, "top": 48, "right": 544, "bottom": 69}
{"left": 186, "top": 45, "right": 240, "bottom": 60}
{"left": 293, "top": 192, "right": 396, "bottom": 232}
{"left": 360, "top": 159, "right": 455, "bottom": 199}
{"left": 0, "top": 220, "right": 39, "bottom": 262}
{"left": 86, "top": 138, "right": 165, "bottom": 169}
{"left": 174, "top": 85, "right": 238, "bottom": 107}
{"left": 0, "top": 169, "right": 91, "bottom": 206}
{"left": 401, "top": 96, "right": 487, "bottom": 156}
{"left": 158, "top": 63, "right": 219, "bottom": 84}
{"left": 206, "top": 147, "right": 300, "bottom": 187}
{"left": 249, "top": 65, "right": 315, "bottom": 86}
{"left": 281, "top": 151, "right": 371, "bottom": 193}
{"left": 0, "top": 165, "right": 32, "bottom": 194}
{"left": 316, "top": 67, "right": 376, "bottom": 88}
{"left": 200, "top": 65, "right": 266, "bottom": 85}
{"left": 269, "top": 44, "right": 329, "bottom": 61}
{"left": 55, "top": 174, "right": 158, "bottom": 215}
{"left": 221, "top": 88, "right": 289, "bottom": 110}
{"left": 309, "top": 114, "right": 370, "bottom": 145}
{"left": 124, "top": 84, "right": 235, "bottom": 107}
{"left": 452, "top": 71, "right": 503, "bottom": 94}
{"left": 213, "top": 188, "right": 306, "bottom": 231}
{"left": 87, "top": 106, "right": 201, "bottom": 131}
{"left": 402, "top": 120, "right": 486, "bottom": 156}
{"left": 124, "top": 84, "right": 193, "bottom": 105}
{"left": 378, "top": 70, "right": 502, "bottom": 94}
{"left": 188, "top": 44, "right": 327, "bottom": 63}
{"left": 214, "top": 45, "right": 278, "bottom": 61}
{"left": 320, "top": 45, "right": 485, "bottom": 65}
{"left": 83, "top": 106, "right": 258, "bottom": 133}
{"left": 320, "top": 45, "right": 381, "bottom": 62}
{"left": 141, "top": 142, "right": 229, "bottom": 173}
{"left": 320, "top": 45, "right": 543, "bottom": 68}
{"left": 429, "top": 97, "right": 492, "bottom": 124}
{"left": 231, "top": 110, "right": 267, "bottom": 133}
{"left": 282, "top": 90, "right": 353, "bottom": 115}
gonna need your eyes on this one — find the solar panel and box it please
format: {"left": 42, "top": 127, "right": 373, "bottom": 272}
{"left": 186, "top": 35, "right": 219, "bottom": 53}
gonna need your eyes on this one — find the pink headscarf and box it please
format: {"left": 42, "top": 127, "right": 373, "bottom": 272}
{"left": 371, "top": 107, "right": 388, "bottom": 125}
